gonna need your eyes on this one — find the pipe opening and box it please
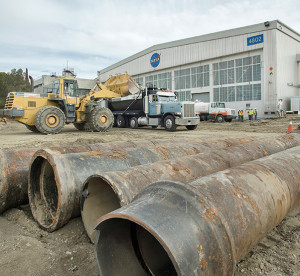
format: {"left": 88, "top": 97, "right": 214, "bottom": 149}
{"left": 95, "top": 218, "right": 176, "bottom": 276}
{"left": 29, "top": 157, "right": 58, "bottom": 228}
{"left": 81, "top": 177, "right": 121, "bottom": 242}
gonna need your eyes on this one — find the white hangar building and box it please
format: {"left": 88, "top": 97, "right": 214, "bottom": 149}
{"left": 98, "top": 20, "right": 300, "bottom": 117}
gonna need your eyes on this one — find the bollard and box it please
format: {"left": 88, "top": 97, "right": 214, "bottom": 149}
{"left": 28, "top": 137, "right": 251, "bottom": 232}
{"left": 94, "top": 146, "right": 300, "bottom": 276}
{"left": 81, "top": 134, "right": 300, "bottom": 242}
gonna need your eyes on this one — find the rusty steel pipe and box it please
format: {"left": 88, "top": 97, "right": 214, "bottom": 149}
{"left": 94, "top": 146, "right": 300, "bottom": 276}
{"left": 28, "top": 137, "right": 251, "bottom": 232}
{"left": 0, "top": 138, "right": 204, "bottom": 214}
{"left": 81, "top": 134, "right": 300, "bottom": 242}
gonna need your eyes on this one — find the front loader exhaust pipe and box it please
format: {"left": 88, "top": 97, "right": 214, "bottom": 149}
{"left": 94, "top": 146, "right": 300, "bottom": 276}
{"left": 29, "top": 75, "right": 34, "bottom": 92}
{"left": 28, "top": 137, "right": 249, "bottom": 232}
{"left": 81, "top": 134, "right": 300, "bottom": 242}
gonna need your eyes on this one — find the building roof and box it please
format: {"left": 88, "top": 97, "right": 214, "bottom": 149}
{"left": 98, "top": 20, "right": 299, "bottom": 75}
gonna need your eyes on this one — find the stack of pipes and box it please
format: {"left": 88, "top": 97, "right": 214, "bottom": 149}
{"left": 0, "top": 134, "right": 299, "bottom": 275}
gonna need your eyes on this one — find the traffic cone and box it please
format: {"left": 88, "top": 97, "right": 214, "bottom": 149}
{"left": 287, "top": 121, "right": 293, "bottom": 133}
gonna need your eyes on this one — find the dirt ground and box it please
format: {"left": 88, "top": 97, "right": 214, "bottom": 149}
{"left": 0, "top": 117, "right": 299, "bottom": 276}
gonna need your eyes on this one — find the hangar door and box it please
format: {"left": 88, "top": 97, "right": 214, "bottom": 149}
{"left": 192, "top": 92, "right": 210, "bottom": 102}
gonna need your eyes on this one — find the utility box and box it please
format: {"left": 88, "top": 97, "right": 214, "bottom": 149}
{"left": 290, "top": 97, "right": 300, "bottom": 112}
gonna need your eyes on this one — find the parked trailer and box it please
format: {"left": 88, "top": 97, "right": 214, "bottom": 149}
{"left": 106, "top": 88, "right": 200, "bottom": 131}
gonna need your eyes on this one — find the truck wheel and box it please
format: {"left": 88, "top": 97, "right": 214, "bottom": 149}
{"left": 90, "top": 106, "right": 114, "bottom": 132}
{"left": 35, "top": 106, "right": 65, "bottom": 134}
{"left": 116, "top": 115, "right": 127, "bottom": 128}
{"left": 216, "top": 115, "right": 224, "bottom": 123}
{"left": 129, "top": 117, "right": 138, "bottom": 129}
{"left": 25, "top": 124, "right": 40, "bottom": 133}
{"left": 164, "top": 115, "right": 177, "bottom": 132}
{"left": 186, "top": 125, "right": 197, "bottom": 130}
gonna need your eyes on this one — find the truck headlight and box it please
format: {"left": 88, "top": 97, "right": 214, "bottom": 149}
{"left": 175, "top": 112, "right": 181, "bottom": 115}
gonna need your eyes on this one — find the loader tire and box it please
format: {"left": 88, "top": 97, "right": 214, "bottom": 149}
{"left": 25, "top": 124, "right": 40, "bottom": 133}
{"left": 90, "top": 106, "right": 114, "bottom": 132}
{"left": 35, "top": 106, "right": 65, "bottom": 134}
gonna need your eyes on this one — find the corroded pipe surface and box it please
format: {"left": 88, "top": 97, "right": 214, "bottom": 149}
{"left": 28, "top": 137, "right": 251, "bottom": 232}
{"left": 0, "top": 138, "right": 202, "bottom": 214}
{"left": 82, "top": 134, "right": 300, "bottom": 242}
{"left": 94, "top": 146, "right": 300, "bottom": 276}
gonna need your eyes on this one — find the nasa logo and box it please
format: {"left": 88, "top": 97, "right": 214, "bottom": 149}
{"left": 150, "top": 53, "right": 161, "bottom": 68}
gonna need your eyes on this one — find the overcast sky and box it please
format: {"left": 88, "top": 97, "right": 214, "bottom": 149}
{"left": 0, "top": 0, "right": 299, "bottom": 80}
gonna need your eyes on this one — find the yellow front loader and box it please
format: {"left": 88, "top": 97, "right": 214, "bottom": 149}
{"left": 0, "top": 73, "right": 138, "bottom": 134}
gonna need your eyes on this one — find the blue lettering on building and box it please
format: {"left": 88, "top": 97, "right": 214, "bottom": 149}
{"left": 247, "top": 34, "right": 264, "bottom": 46}
{"left": 150, "top": 53, "right": 161, "bottom": 68}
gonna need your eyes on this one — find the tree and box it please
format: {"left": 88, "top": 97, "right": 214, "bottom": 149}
{"left": 0, "top": 68, "right": 31, "bottom": 108}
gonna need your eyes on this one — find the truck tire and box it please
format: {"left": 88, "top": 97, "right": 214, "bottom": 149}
{"left": 90, "top": 106, "right": 114, "bottom": 132}
{"left": 35, "top": 106, "right": 65, "bottom": 134}
{"left": 216, "top": 115, "right": 224, "bottom": 123}
{"left": 186, "top": 125, "right": 197, "bottom": 130}
{"left": 225, "top": 118, "right": 232, "bottom": 122}
{"left": 129, "top": 117, "right": 138, "bottom": 129}
{"left": 116, "top": 115, "right": 127, "bottom": 128}
{"left": 25, "top": 124, "right": 40, "bottom": 133}
{"left": 164, "top": 115, "right": 177, "bottom": 132}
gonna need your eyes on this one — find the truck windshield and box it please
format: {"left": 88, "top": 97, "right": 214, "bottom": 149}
{"left": 216, "top": 103, "right": 225, "bottom": 108}
{"left": 158, "top": 96, "right": 176, "bottom": 102}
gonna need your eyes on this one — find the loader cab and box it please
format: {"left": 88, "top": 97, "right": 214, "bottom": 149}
{"left": 52, "top": 78, "right": 78, "bottom": 98}
{"left": 63, "top": 79, "right": 77, "bottom": 97}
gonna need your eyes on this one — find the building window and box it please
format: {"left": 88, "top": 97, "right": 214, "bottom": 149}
{"left": 213, "top": 55, "right": 261, "bottom": 103}
{"left": 133, "top": 77, "right": 144, "bottom": 86}
{"left": 213, "top": 88, "right": 219, "bottom": 102}
{"left": 175, "top": 64, "right": 209, "bottom": 90}
{"left": 214, "top": 55, "right": 261, "bottom": 85}
{"left": 145, "top": 72, "right": 172, "bottom": 89}
{"left": 213, "top": 84, "right": 261, "bottom": 102}
{"left": 191, "top": 65, "right": 210, "bottom": 88}
{"left": 174, "top": 90, "right": 191, "bottom": 101}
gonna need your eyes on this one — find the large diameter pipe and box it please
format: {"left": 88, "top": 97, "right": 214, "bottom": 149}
{"left": 28, "top": 137, "right": 250, "bottom": 232}
{"left": 94, "top": 146, "right": 300, "bottom": 276}
{"left": 82, "top": 133, "right": 300, "bottom": 242}
{"left": 0, "top": 138, "right": 202, "bottom": 214}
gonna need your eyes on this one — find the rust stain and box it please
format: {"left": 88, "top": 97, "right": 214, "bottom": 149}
{"left": 203, "top": 215, "right": 210, "bottom": 224}
{"left": 198, "top": 198, "right": 204, "bottom": 204}
{"left": 154, "top": 147, "right": 169, "bottom": 160}
{"left": 204, "top": 208, "right": 216, "bottom": 222}
{"left": 233, "top": 184, "right": 260, "bottom": 214}
{"left": 263, "top": 150, "right": 268, "bottom": 156}
{"left": 83, "top": 150, "right": 104, "bottom": 156}
{"left": 197, "top": 244, "right": 208, "bottom": 270}
{"left": 212, "top": 208, "right": 218, "bottom": 216}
